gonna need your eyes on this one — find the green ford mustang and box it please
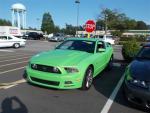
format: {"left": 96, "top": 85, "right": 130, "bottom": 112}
{"left": 26, "top": 38, "right": 113, "bottom": 90}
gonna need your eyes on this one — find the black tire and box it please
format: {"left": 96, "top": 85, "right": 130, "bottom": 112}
{"left": 13, "top": 43, "right": 20, "bottom": 49}
{"left": 81, "top": 66, "right": 93, "bottom": 90}
{"left": 106, "top": 56, "right": 113, "bottom": 70}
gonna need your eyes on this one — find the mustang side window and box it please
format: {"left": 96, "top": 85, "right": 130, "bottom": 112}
{"left": 97, "top": 41, "right": 105, "bottom": 52}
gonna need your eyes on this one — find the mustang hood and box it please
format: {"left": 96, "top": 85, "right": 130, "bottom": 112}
{"left": 31, "top": 49, "right": 91, "bottom": 66}
{"left": 130, "top": 59, "right": 150, "bottom": 81}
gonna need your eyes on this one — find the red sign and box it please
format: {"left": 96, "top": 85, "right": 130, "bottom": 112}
{"left": 85, "top": 20, "right": 96, "bottom": 33}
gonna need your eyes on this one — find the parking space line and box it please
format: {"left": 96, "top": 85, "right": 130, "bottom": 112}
{"left": 0, "top": 61, "right": 28, "bottom": 68}
{"left": 0, "top": 54, "right": 32, "bottom": 59}
{"left": 3, "top": 79, "right": 26, "bottom": 89}
{"left": 0, "top": 66, "right": 25, "bottom": 75}
{"left": 0, "top": 49, "right": 14, "bottom": 52}
{"left": 0, "top": 56, "right": 30, "bottom": 63}
{"left": 100, "top": 74, "right": 125, "bottom": 113}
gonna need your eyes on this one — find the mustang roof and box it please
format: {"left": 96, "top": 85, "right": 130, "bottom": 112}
{"left": 66, "top": 37, "right": 103, "bottom": 42}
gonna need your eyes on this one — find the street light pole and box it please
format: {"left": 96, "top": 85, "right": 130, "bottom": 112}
{"left": 104, "top": 13, "right": 108, "bottom": 35}
{"left": 75, "top": 0, "right": 80, "bottom": 37}
{"left": 36, "top": 18, "right": 40, "bottom": 30}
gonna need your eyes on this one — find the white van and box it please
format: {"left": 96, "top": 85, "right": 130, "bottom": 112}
{"left": 0, "top": 35, "right": 26, "bottom": 48}
{"left": 97, "top": 35, "right": 115, "bottom": 45}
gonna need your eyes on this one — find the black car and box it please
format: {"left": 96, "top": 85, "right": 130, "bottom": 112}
{"left": 28, "top": 32, "right": 43, "bottom": 40}
{"left": 124, "top": 43, "right": 150, "bottom": 109}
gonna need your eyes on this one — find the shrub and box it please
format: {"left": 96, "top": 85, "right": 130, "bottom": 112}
{"left": 120, "top": 36, "right": 146, "bottom": 42}
{"left": 122, "top": 39, "right": 140, "bottom": 61}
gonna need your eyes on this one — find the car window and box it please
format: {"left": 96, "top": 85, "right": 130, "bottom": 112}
{"left": 0, "top": 36, "right": 7, "bottom": 40}
{"left": 56, "top": 40, "right": 95, "bottom": 53}
{"left": 97, "top": 41, "right": 105, "bottom": 52}
{"left": 8, "top": 37, "right": 13, "bottom": 40}
{"left": 137, "top": 47, "right": 150, "bottom": 59}
{"left": 106, "top": 36, "right": 113, "bottom": 39}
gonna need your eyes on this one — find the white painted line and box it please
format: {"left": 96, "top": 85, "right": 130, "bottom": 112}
{"left": 0, "top": 66, "right": 25, "bottom": 75}
{"left": 0, "top": 61, "right": 28, "bottom": 68}
{"left": 100, "top": 74, "right": 125, "bottom": 113}
{"left": 0, "top": 49, "right": 14, "bottom": 52}
{"left": 0, "top": 53, "right": 32, "bottom": 58}
{"left": 3, "top": 84, "right": 16, "bottom": 89}
{"left": 0, "top": 56, "right": 30, "bottom": 63}
{"left": 3, "top": 79, "right": 26, "bottom": 89}
{"left": 113, "top": 63, "right": 121, "bottom": 67}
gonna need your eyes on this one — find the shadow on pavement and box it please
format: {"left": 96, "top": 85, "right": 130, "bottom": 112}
{"left": 1, "top": 96, "right": 28, "bottom": 113}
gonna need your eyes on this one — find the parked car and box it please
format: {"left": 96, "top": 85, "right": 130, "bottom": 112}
{"left": 124, "top": 43, "right": 150, "bottom": 109}
{"left": 28, "top": 32, "right": 43, "bottom": 40}
{"left": 48, "top": 33, "right": 65, "bottom": 42}
{"left": 146, "top": 37, "right": 150, "bottom": 42}
{"left": 26, "top": 38, "right": 113, "bottom": 90}
{"left": 0, "top": 35, "right": 26, "bottom": 48}
{"left": 96, "top": 35, "right": 115, "bottom": 45}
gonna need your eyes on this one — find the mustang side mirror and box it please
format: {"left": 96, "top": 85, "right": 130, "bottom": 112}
{"left": 98, "top": 48, "right": 105, "bottom": 52}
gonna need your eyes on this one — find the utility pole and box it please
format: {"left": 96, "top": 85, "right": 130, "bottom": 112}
{"left": 75, "top": 0, "right": 80, "bottom": 37}
{"left": 104, "top": 13, "right": 108, "bottom": 35}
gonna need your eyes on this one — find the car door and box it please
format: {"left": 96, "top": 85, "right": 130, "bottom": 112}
{"left": 7, "top": 36, "right": 16, "bottom": 47}
{"left": 0, "top": 36, "right": 8, "bottom": 47}
{"left": 93, "top": 41, "right": 107, "bottom": 76}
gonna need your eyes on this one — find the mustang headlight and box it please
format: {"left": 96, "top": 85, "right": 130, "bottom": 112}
{"left": 125, "top": 67, "right": 148, "bottom": 89}
{"left": 64, "top": 67, "right": 79, "bottom": 73}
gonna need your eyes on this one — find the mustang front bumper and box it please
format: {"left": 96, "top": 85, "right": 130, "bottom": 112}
{"left": 26, "top": 66, "right": 83, "bottom": 89}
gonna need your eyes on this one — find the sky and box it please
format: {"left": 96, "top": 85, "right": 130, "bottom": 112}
{"left": 0, "top": 0, "right": 150, "bottom": 29}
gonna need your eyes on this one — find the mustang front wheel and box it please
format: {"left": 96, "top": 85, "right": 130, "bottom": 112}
{"left": 81, "top": 66, "right": 93, "bottom": 90}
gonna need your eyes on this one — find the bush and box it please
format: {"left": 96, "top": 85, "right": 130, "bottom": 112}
{"left": 122, "top": 39, "right": 140, "bottom": 61}
{"left": 120, "top": 36, "right": 146, "bottom": 42}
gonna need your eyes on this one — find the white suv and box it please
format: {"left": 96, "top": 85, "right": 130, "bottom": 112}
{"left": 0, "top": 35, "right": 26, "bottom": 48}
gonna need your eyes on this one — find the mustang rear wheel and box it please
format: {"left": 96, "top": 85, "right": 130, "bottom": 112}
{"left": 107, "top": 56, "right": 113, "bottom": 70}
{"left": 81, "top": 66, "right": 93, "bottom": 90}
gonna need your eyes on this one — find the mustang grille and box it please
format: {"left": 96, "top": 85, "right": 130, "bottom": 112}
{"left": 31, "top": 64, "right": 61, "bottom": 74}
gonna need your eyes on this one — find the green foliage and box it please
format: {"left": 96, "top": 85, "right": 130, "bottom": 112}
{"left": 61, "top": 24, "right": 77, "bottom": 35}
{"left": 97, "top": 8, "right": 148, "bottom": 31}
{"left": 122, "top": 39, "right": 140, "bottom": 61}
{"left": 111, "top": 30, "right": 122, "bottom": 37}
{"left": 120, "top": 37, "right": 146, "bottom": 42}
{"left": 41, "top": 12, "right": 55, "bottom": 34}
{"left": 0, "top": 19, "right": 11, "bottom": 26}
{"left": 135, "top": 21, "right": 148, "bottom": 30}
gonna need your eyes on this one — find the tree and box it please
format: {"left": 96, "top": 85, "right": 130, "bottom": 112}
{"left": 54, "top": 26, "right": 60, "bottom": 33}
{"left": 0, "top": 19, "right": 11, "bottom": 26}
{"left": 96, "top": 20, "right": 105, "bottom": 30}
{"left": 41, "top": 12, "right": 55, "bottom": 34}
{"left": 135, "top": 21, "right": 148, "bottom": 30}
{"left": 97, "top": 8, "right": 148, "bottom": 31}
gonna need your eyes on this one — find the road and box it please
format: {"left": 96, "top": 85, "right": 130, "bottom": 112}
{"left": 0, "top": 40, "right": 147, "bottom": 113}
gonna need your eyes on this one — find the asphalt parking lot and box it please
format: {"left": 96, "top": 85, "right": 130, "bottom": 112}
{"left": 0, "top": 40, "right": 147, "bottom": 113}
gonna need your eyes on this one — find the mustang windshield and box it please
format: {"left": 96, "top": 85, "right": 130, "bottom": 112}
{"left": 137, "top": 47, "right": 150, "bottom": 59}
{"left": 56, "top": 40, "right": 95, "bottom": 53}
